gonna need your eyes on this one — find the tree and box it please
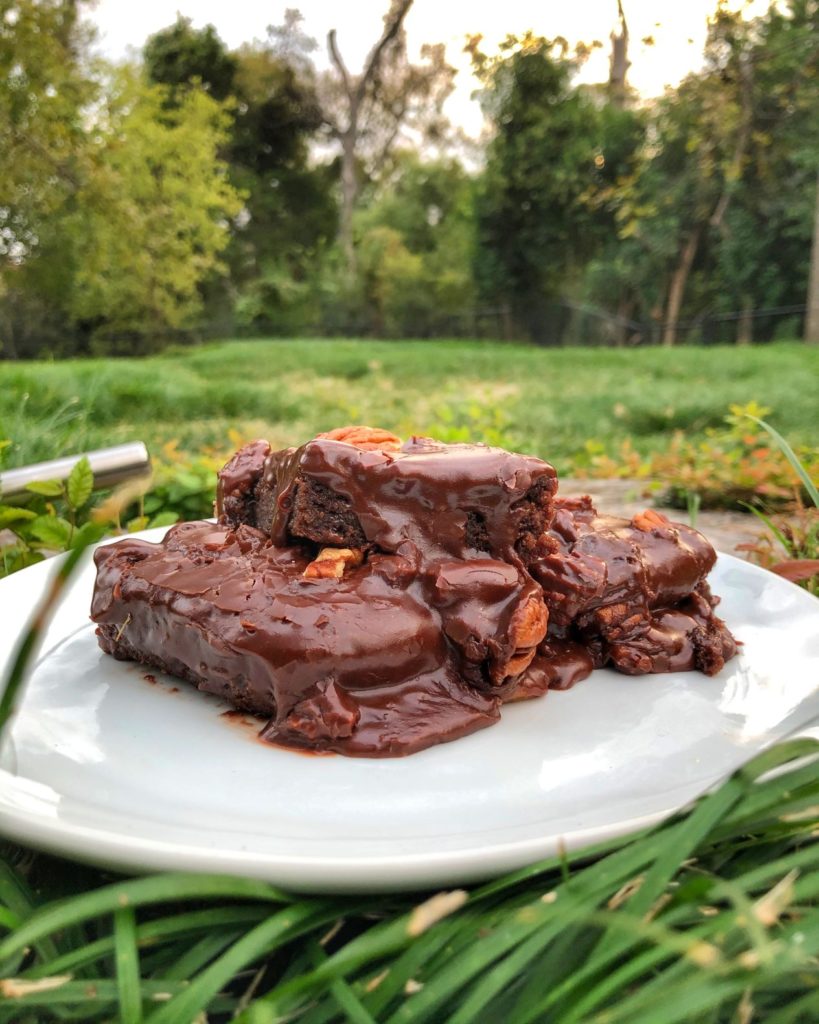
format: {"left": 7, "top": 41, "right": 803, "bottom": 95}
{"left": 228, "top": 38, "right": 336, "bottom": 332}
{"left": 320, "top": 0, "right": 455, "bottom": 273}
{"left": 66, "top": 68, "right": 242, "bottom": 342}
{"left": 472, "top": 33, "right": 642, "bottom": 341}
{"left": 143, "top": 12, "right": 335, "bottom": 335}
{"left": 143, "top": 15, "right": 238, "bottom": 102}
{"left": 354, "top": 153, "right": 475, "bottom": 335}
{"left": 0, "top": 0, "right": 97, "bottom": 356}
{"left": 633, "top": 1, "right": 817, "bottom": 345}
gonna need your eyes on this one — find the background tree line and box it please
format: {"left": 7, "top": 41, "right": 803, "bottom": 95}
{"left": 1, "top": 0, "right": 817, "bottom": 358}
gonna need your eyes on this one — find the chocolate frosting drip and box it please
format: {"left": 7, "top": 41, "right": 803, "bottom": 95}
{"left": 215, "top": 439, "right": 270, "bottom": 527}
{"left": 263, "top": 436, "right": 556, "bottom": 565}
{"left": 92, "top": 521, "right": 546, "bottom": 756}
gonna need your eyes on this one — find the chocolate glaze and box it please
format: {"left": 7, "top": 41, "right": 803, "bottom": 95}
{"left": 216, "top": 439, "right": 271, "bottom": 526}
{"left": 259, "top": 436, "right": 557, "bottom": 564}
{"left": 504, "top": 641, "right": 595, "bottom": 701}
{"left": 91, "top": 432, "right": 738, "bottom": 757}
{"left": 533, "top": 496, "right": 737, "bottom": 676}
{"left": 92, "top": 520, "right": 544, "bottom": 756}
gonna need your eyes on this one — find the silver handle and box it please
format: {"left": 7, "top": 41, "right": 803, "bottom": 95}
{"left": 0, "top": 443, "right": 151, "bottom": 501}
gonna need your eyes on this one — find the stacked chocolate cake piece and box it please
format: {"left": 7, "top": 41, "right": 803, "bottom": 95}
{"left": 91, "top": 426, "right": 737, "bottom": 756}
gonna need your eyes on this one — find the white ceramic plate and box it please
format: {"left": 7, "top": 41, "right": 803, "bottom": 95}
{"left": 1, "top": 528, "right": 818, "bottom": 893}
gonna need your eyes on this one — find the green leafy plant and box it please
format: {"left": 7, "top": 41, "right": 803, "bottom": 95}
{"left": 576, "top": 402, "right": 819, "bottom": 512}
{"left": 0, "top": 439, "right": 230, "bottom": 579}
{"left": 737, "top": 414, "right": 819, "bottom": 596}
{"left": 137, "top": 440, "right": 222, "bottom": 527}
{"left": 424, "top": 400, "right": 513, "bottom": 449}
{"left": 0, "top": 457, "right": 109, "bottom": 577}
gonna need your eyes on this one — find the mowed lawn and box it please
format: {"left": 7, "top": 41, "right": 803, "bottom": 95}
{"left": 1, "top": 339, "right": 817, "bottom": 474}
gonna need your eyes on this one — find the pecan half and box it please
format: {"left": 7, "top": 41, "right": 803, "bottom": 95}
{"left": 303, "top": 547, "right": 365, "bottom": 579}
{"left": 492, "top": 594, "right": 550, "bottom": 683}
{"left": 317, "top": 425, "right": 402, "bottom": 452}
{"left": 631, "top": 508, "right": 669, "bottom": 532}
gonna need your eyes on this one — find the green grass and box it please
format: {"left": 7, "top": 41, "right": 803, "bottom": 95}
{"left": 1, "top": 339, "right": 817, "bottom": 472}
{"left": 2, "top": 739, "right": 818, "bottom": 1022}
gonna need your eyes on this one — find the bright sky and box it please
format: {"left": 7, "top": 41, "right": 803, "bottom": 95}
{"left": 88, "top": 0, "right": 770, "bottom": 136}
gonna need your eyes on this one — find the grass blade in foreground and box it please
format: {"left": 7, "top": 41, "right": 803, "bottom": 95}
{"left": 0, "top": 538, "right": 99, "bottom": 737}
{"left": 748, "top": 414, "right": 819, "bottom": 509}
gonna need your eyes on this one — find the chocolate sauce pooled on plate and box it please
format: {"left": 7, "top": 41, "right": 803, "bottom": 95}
{"left": 91, "top": 429, "right": 738, "bottom": 757}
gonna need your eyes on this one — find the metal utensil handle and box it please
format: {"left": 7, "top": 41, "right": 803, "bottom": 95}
{"left": 0, "top": 443, "right": 151, "bottom": 501}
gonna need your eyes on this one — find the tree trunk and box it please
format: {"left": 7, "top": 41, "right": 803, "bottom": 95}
{"left": 326, "top": 1, "right": 414, "bottom": 279}
{"left": 338, "top": 130, "right": 358, "bottom": 277}
{"left": 615, "top": 295, "right": 634, "bottom": 346}
{"left": 662, "top": 224, "right": 702, "bottom": 347}
{"left": 736, "top": 297, "right": 753, "bottom": 345}
{"left": 662, "top": 52, "right": 753, "bottom": 349}
{"left": 0, "top": 303, "right": 18, "bottom": 359}
{"left": 608, "top": 0, "right": 630, "bottom": 108}
{"left": 805, "top": 170, "right": 819, "bottom": 344}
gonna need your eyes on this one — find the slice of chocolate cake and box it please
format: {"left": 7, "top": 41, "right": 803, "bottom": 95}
{"left": 218, "top": 426, "right": 558, "bottom": 568}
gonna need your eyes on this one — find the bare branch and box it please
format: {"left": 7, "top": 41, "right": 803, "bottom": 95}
{"left": 371, "top": 106, "right": 407, "bottom": 175}
{"left": 327, "top": 28, "right": 353, "bottom": 101}
{"left": 710, "top": 55, "right": 753, "bottom": 231}
{"left": 357, "top": 0, "right": 414, "bottom": 103}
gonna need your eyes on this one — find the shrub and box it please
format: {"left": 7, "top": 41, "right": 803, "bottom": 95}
{"left": 576, "top": 402, "right": 819, "bottom": 512}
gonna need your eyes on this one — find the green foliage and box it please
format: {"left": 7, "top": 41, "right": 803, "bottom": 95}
{"left": 2, "top": 1, "right": 818, "bottom": 351}
{"left": 739, "top": 413, "right": 819, "bottom": 594}
{"left": 472, "top": 33, "right": 644, "bottom": 336}
{"left": 584, "top": 1, "right": 819, "bottom": 342}
{"left": 578, "top": 401, "right": 819, "bottom": 512}
{"left": 210, "top": 31, "right": 334, "bottom": 335}
{"left": 0, "top": 440, "right": 219, "bottom": 579}
{"left": 0, "top": 0, "right": 98, "bottom": 358}
{"left": 66, "top": 67, "right": 243, "bottom": 344}
{"left": 351, "top": 154, "right": 476, "bottom": 336}
{"left": 143, "top": 14, "right": 238, "bottom": 103}
{"left": 0, "top": 454, "right": 108, "bottom": 576}
{"left": 142, "top": 441, "right": 222, "bottom": 523}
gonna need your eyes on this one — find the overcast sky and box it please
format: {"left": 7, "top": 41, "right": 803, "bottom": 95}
{"left": 87, "top": 0, "right": 770, "bottom": 136}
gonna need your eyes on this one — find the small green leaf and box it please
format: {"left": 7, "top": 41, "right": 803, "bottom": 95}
{"left": 149, "top": 511, "right": 180, "bottom": 528}
{"left": 66, "top": 457, "right": 94, "bottom": 510}
{"left": 29, "top": 515, "right": 73, "bottom": 549}
{"left": 70, "top": 521, "right": 107, "bottom": 550}
{"left": 127, "top": 515, "right": 150, "bottom": 533}
{"left": 25, "top": 479, "right": 64, "bottom": 498}
{"left": 150, "top": 512, "right": 182, "bottom": 528}
{"left": 0, "top": 505, "right": 38, "bottom": 528}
